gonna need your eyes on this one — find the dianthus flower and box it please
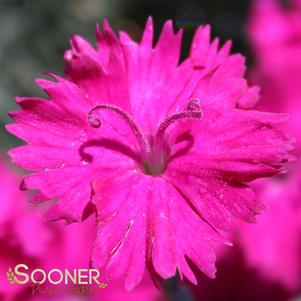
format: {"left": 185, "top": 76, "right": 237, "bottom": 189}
{"left": 7, "top": 18, "right": 293, "bottom": 290}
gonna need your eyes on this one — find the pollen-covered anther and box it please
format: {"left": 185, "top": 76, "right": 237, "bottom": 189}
{"left": 87, "top": 104, "right": 151, "bottom": 154}
{"left": 155, "top": 99, "right": 203, "bottom": 141}
{"left": 88, "top": 113, "right": 102, "bottom": 128}
{"left": 186, "top": 98, "right": 201, "bottom": 111}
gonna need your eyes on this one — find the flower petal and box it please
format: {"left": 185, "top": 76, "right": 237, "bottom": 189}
{"left": 91, "top": 172, "right": 227, "bottom": 290}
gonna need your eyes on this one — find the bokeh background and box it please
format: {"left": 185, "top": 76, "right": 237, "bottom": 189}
{"left": 1, "top": 0, "right": 301, "bottom": 300}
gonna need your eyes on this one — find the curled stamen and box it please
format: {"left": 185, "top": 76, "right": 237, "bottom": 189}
{"left": 87, "top": 104, "right": 151, "bottom": 154}
{"left": 156, "top": 98, "right": 203, "bottom": 141}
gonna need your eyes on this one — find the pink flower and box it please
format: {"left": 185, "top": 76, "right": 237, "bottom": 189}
{"left": 7, "top": 18, "right": 293, "bottom": 290}
{"left": 0, "top": 157, "right": 50, "bottom": 300}
{"left": 240, "top": 174, "right": 301, "bottom": 291}
{"left": 0, "top": 159, "right": 22, "bottom": 235}
{"left": 0, "top": 158, "right": 50, "bottom": 255}
{"left": 248, "top": 0, "right": 301, "bottom": 151}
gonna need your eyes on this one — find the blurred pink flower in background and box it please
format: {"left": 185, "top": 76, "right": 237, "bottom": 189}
{"left": 6, "top": 17, "right": 294, "bottom": 291}
{"left": 0, "top": 157, "right": 50, "bottom": 300}
{"left": 240, "top": 174, "right": 301, "bottom": 292}
{"left": 248, "top": 0, "right": 301, "bottom": 151}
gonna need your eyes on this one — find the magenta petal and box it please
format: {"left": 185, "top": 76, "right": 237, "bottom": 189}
{"left": 67, "top": 35, "right": 99, "bottom": 61}
{"left": 21, "top": 166, "right": 131, "bottom": 222}
{"left": 91, "top": 172, "right": 227, "bottom": 290}
{"left": 140, "top": 16, "right": 154, "bottom": 49}
{"left": 190, "top": 25, "right": 212, "bottom": 68}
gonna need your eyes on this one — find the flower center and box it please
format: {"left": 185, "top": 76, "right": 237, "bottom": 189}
{"left": 87, "top": 99, "right": 202, "bottom": 175}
